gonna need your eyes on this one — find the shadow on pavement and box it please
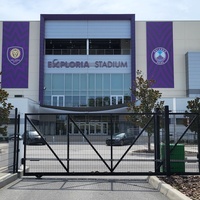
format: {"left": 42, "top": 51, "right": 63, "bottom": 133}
{"left": 9, "top": 177, "right": 158, "bottom": 193}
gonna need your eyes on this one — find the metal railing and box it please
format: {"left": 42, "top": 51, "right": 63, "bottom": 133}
{"left": 45, "top": 48, "right": 131, "bottom": 55}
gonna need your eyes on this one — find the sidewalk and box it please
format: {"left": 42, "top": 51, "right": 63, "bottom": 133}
{"left": 0, "top": 172, "right": 191, "bottom": 200}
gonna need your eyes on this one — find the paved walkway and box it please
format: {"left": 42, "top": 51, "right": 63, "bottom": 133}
{"left": 0, "top": 175, "right": 170, "bottom": 200}
{"left": 0, "top": 173, "right": 192, "bottom": 200}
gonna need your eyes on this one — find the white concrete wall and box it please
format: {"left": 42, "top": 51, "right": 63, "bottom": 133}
{"left": 8, "top": 98, "right": 40, "bottom": 135}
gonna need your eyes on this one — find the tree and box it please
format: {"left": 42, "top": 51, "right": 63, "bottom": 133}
{"left": 0, "top": 89, "right": 13, "bottom": 136}
{"left": 127, "top": 70, "right": 164, "bottom": 152}
{"left": 184, "top": 97, "right": 200, "bottom": 140}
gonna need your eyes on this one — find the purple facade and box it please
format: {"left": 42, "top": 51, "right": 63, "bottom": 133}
{"left": 2, "top": 22, "right": 29, "bottom": 88}
{"left": 147, "top": 22, "right": 174, "bottom": 88}
{"left": 39, "top": 14, "right": 135, "bottom": 104}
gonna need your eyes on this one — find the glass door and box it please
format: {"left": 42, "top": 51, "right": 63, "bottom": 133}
{"left": 51, "top": 95, "right": 65, "bottom": 106}
{"left": 110, "top": 95, "right": 124, "bottom": 105}
{"left": 89, "top": 122, "right": 108, "bottom": 135}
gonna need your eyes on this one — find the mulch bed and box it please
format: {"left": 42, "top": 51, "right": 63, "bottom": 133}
{"left": 159, "top": 175, "right": 200, "bottom": 200}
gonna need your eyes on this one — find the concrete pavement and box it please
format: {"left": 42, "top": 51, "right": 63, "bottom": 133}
{"left": 0, "top": 172, "right": 192, "bottom": 200}
{"left": 0, "top": 175, "right": 168, "bottom": 200}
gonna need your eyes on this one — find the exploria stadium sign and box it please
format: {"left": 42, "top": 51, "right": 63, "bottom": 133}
{"left": 48, "top": 59, "right": 128, "bottom": 68}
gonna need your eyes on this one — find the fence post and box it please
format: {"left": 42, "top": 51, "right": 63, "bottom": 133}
{"left": 15, "top": 113, "right": 20, "bottom": 172}
{"left": 23, "top": 114, "right": 27, "bottom": 176}
{"left": 67, "top": 114, "right": 70, "bottom": 171}
{"left": 154, "top": 108, "right": 160, "bottom": 173}
{"left": 164, "top": 105, "right": 171, "bottom": 176}
{"left": 12, "top": 108, "right": 18, "bottom": 173}
{"left": 197, "top": 114, "right": 200, "bottom": 173}
{"left": 110, "top": 114, "right": 113, "bottom": 172}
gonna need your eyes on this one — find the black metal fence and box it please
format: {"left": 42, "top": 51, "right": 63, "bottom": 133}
{"left": 22, "top": 106, "right": 200, "bottom": 178}
{"left": 0, "top": 108, "right": 20, "bottom": 174}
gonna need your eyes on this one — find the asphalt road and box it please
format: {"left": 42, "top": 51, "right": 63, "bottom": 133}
{"left": 23, "top": 143, "right": 199, "bottom": 175}
{"left": 24, "top": 143, "right": 156, "bottom": 174}
{"left": 0, "top": 176, "right": 169, "bottom": 200}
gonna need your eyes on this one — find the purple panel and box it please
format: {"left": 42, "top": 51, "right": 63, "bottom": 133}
{"left": 147, "top": 22, "right": 174, "bottom": 88}
{"left": 2, "top": 22, "right": 29, "bottom": 88}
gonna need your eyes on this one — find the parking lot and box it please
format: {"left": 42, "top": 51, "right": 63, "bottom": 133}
{"left": 23, "top": 141, "right": 199, "bottom": 176}
{"left": 24, "top": 143, "right": 154, "bottom": 174}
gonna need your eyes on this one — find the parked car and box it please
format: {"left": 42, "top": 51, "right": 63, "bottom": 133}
{"left": 23, "top": 131, "right": 46, "bottom": 145}
{"left": 106, "top": 132, "right": 135, "bottom": 146}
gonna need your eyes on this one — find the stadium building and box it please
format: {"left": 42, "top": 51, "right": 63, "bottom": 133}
{"left": 1, "top": 14, "right": 200, "bottom": 135}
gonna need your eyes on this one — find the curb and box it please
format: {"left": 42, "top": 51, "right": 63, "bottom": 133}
{"left": 148, "top": 176, "right": 192, "bottom": 200}
{"left": 0, "top": 173, "right": 18, "bottom": 189}
{"left": 0, "top": 170, "right": 23, "bottom": 189}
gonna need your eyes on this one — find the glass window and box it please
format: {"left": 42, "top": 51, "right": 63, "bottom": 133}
{"left": 103, "top": 96, "right": 110, "bottom": 106}
{"left": 65, "top": 74, "right": 72, "bottom": 90}
{"left": 88, "top": 97, "right": 95, "bottom": 107}
{"left": 111, "top": 74, "right": 123, "bottom": 91}
{"left": 65, "top": 95, "right": 72, "bottom": 107}
{"left": 111, "top": 96, "right": 117, "bottom": 105}
{"left": 89, "top": 39, "right": 130, "bottom": 55}
{"left": 43, "top": 72, "right": 130, "bottom": 108}
{"left": 90, "top": 123, "right": 95, "bottom": 134}
{"left": 96, "top": 97, "right": 103, "bottom": 107}
{"left": 124, "top": 74, "right": 131, "bottom": 92}
{"left": 73, "top": 96, "right": 79, "bottom": 107}
{"left": 44, "top": 74, "right": 51, "bottom": 91}
{"left": 52, "top": 74, "right": 64, "bottom": 90}
{"left": 96, "top": 74, "right": 102, "bottom": 91}
{"left": 45, "top": 39, "right": 86, "bottom": 55}
{"left": 59, "top": 96, "right": 64, "bottom": 107}
{"left": 103, "top": 74, "right": 110, "bottom": 91}
{"left": 121, "top": 39, "right": 131, "bottom": 55}
{"left": 80, "top": 74, "right": 87, "bottom": 90}
{"left": 73, "top": 74, "right": 79, "bottom": 91}
{"left": 88, "top": 74, "right": 95, "bottom": 90}
{"left": 89, "top": 39, "right": 121, "bottom": 55}
{"left": 80, "top": 96, "right": 87, "bottom": 106}
{"left": 96, "top": 123, "right": 101, "bottom": 134}
{"left": 52, "top": 96, "right": 57, "bottom": 106}
{"left": 43, "top": 96, "right": 51, "bottom": 105}
{"left": 103, "top": 123, "right": 107, "bottom": 134}
{"left": 52, "top": 91, "right": 64, "bottom": 95}
{"left": 88, "top": 91, "right": 95, "bottom": 96}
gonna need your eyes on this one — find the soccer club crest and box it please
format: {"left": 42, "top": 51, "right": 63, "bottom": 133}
{"left": 7, "top": 46, "right": 24, "bottom": 65}
{"left": 151, "top": 47, "right": 169, "bottom": 65}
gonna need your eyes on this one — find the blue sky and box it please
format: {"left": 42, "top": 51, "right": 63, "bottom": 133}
{"left": 1, "top": 0, "right": 200, "bottom": 21}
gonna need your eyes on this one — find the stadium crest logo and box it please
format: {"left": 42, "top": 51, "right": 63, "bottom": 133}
{"left": 151, "top": 47, "right": 169, "bottom": 65}
{"left": 7, "top": 46, "right": 24, "bottom": 65}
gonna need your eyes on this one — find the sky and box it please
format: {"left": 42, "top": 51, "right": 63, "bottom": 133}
{"left": 0, "top": 0, "right": 200, "bottom": 21}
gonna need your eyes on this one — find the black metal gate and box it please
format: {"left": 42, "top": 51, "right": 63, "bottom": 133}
{"left": 22, "top": 106, "right": 200, "bottom": 177}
